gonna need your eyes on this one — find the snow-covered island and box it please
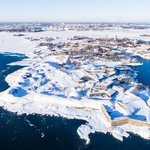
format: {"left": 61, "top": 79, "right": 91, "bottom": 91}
{"left": 0, "top": 23, "right": 150, "bottom": 144}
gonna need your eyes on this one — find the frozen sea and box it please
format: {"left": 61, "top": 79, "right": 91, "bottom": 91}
{"left": 0, "top": 53, "right": 150, "bottom": 150}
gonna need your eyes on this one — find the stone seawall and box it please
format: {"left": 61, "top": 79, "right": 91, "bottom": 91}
{"left": 112, "top": 118, "right": 150, "bottom": 127}
{"left": 101, "top": 105, "right": 150, "bottom": 128}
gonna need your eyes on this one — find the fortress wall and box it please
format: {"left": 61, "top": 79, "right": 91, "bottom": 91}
{"left": 127, "top": 119, "right": 150, "bottom": 127}
{"left": 101, "top": 105, "right": 112, "bottom": 123}
{"left": 99, "top": 105, "right": 150, "bottom": 128}
{"left": 111, "top": 119, "right": 128, "bottom": 126}
{"left": 111, "top": 118, "right": 150, "bottom": 127}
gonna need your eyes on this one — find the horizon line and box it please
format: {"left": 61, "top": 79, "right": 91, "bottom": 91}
{"left": 1, "top": 21, "right": 150, "bottom": 24}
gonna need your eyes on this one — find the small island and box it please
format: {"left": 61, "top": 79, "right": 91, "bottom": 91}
{"left": 0, "top": 24, "right": 150, "bottom": 144}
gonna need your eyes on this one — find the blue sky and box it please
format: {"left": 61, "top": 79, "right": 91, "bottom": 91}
{"left": 0, "top": 0, "right": 150, "bottom": 22}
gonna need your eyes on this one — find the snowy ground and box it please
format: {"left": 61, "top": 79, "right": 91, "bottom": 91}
{"left": 1, "top": 28, "right": 150, "bottom": 54}
{"left": 0, "top": 28, "right": 150, "bottom": 144}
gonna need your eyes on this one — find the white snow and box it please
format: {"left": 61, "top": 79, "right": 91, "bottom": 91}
{"left": 1, "top": 28, "right": 150, "bottom": 54}
{"left": 0, "top": 28, "right": 150, "bottom": 144}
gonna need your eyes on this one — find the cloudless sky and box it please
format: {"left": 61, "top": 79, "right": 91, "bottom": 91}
{"left": 0, "top": 0, "right": 150, "bottom": 22}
